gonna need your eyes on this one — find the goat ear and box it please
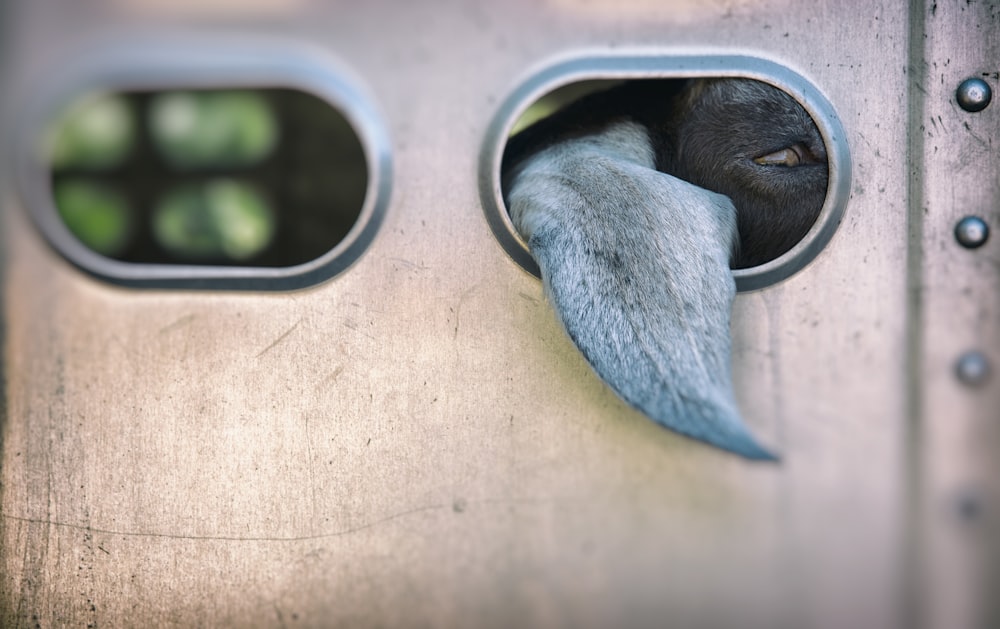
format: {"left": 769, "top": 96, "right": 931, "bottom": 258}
{"left": 507, "top": 120, "right": 777, "bottom": 461}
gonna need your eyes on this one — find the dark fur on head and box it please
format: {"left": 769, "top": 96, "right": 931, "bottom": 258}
{"left": 661, "top": 79, "right": 828, "bottom": 267}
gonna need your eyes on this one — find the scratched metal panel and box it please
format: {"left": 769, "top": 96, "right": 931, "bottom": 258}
{"left": 0, "top": 0, "right": 993, "bottom": 627}
{"left": 909, "top": 2, "right": 1000, "bottom": 629}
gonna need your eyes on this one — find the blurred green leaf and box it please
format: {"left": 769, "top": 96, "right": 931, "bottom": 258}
{"left": 149, "top": 91, "right": 279, "bottom": 168}
{"left": 153, "top": 179, "right": 275, "bottom": 261}
{"left": 46, "top": 94, "right": 135, "bottom": 170}
{"left": 54, "top": 180, "right": 133, "bottom": 256}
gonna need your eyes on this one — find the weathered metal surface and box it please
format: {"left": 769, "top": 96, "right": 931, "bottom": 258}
{"left": 0, "top": 0, "right": 995, "bottom": 627}
{"left": 908, "top": 2, "right": 1000, "bottom": 628}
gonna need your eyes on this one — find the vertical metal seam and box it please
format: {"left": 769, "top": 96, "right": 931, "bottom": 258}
{"left": 0, "top": 1, "right": 12, "bottom": 622}
{"left": 0, "top": 215, "right": 9, "bottom": 627}
{"left": 903, "top": 0, "right": 928, "bottom": 627}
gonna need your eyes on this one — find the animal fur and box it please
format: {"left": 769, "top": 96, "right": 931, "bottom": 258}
{"left": 503, "top": 79, "right": 829, "bottom": 459}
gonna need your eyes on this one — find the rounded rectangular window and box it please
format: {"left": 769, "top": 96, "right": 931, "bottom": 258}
{"left": 18, "top": 40, "right": 391, "bottom": 290}
{"left": 479, "top": 55, "right": 851, "bottom": 292}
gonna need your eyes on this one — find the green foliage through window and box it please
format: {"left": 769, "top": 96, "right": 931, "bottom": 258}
{"left": 46, "top": 88, "right": 368, "bottom": 267}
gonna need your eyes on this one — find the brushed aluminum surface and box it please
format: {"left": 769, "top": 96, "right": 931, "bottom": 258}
{"left": 1, "top": 1, "right": 996, "bottom": 627}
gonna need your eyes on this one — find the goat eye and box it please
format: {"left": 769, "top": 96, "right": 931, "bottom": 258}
{"left": 752, "top": 142, "right": 826, "bottom": 167}
{"left": 753, "top": 146, "right": 802, "bottom": 167}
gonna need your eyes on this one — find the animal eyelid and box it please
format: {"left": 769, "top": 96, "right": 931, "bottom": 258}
{"left": 753, "top": 143, "right": 825, "bottom": 167}
{"left": 753, "top": 147, "right": 801, "bottom": 166}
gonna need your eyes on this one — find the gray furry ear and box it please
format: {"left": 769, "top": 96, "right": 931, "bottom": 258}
{"left": 506, "top": 120, "right": 776, "bottom": 461}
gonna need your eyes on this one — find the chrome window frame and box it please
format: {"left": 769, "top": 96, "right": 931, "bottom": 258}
{"left": 479, "top": 53, "right": 852, "bottom": 292}
{"left": 15, "top": 36, "right": 393, "bottom": 290}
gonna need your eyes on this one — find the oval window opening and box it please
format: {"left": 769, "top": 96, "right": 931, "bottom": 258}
{"left": 44, "top": 87, "right": 369, "bottom": 270}
{"left": 481, "top": 56, "right": 851, "bottom": 291}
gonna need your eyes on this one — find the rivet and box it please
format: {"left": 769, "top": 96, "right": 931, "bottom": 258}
{"left": 956, "top": 77, "right": 992, "bottom": 112}
{"left": 955, "top": 351, "right": 991, "bottom": 387}
{"left": 955, "top": 491, "right": 984, "bottom": 522}
{"left": 954, "top": 215, "right": 990, "bottom": 249}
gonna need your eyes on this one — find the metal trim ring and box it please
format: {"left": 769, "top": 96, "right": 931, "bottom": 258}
{"left": 15, "top": 35, "right": 393, "bottom": 291}
{"left": 478, "top": 53, "right": 852, "bottom": 292}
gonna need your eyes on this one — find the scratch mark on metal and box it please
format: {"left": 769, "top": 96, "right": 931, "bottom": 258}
{"left": 388, "top": 257, "right": 430, "bottom": 272}
{"left": 343, "top": 319, "right": 376, "bottom": 341}
{"left": 0, "top": 504, "right": 446, "bottom": 542}
{"left": 273, "top": 602, "right": 290, "bottom": 629}
{"left": 453, "top": 284, "right": 480, "bottom": 339}
{"left": 256, "top": 320, "right": 302, "bottom": 358}
{"left": 961, "top": 121, "right": 989, "bottom": 149}
{"left": 318, "top": 366, "right": 346, "bottom": 389}
{"left": 158, "top": 314, "right": 196, "bottom": 335}
{"left": 304, "top": 414, "right": 319, "bottom": 538}
{"left": 108, "top": 334, "right": 136, "bottom": 368}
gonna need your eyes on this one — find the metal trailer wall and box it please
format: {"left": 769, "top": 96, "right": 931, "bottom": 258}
{"left": 0, "top": 1, "right": 997, "bottom": 627}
